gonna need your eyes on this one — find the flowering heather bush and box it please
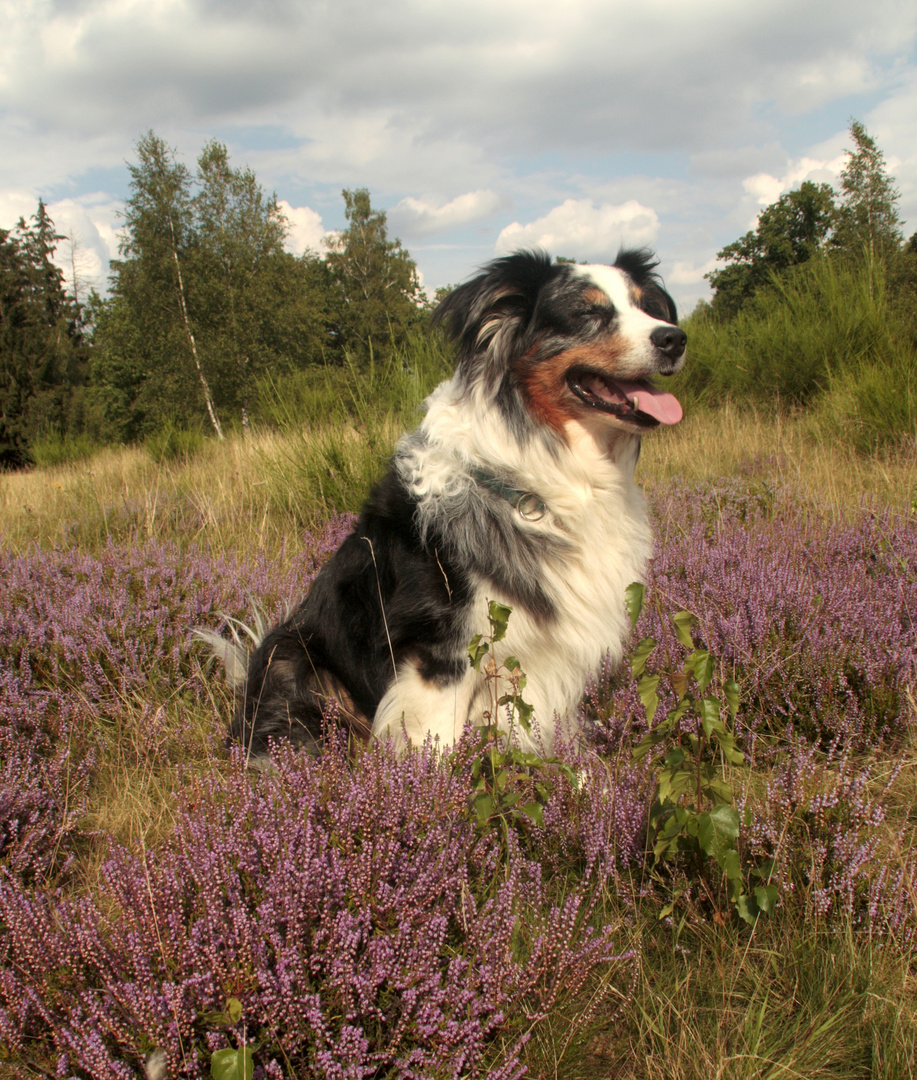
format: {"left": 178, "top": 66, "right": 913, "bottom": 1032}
{"left": 1, "top": 480, "right": 915, "bottom": 1076}
{"left": 590, "top": 478, "right": 917, "bottom": 749}
{"left": 0, "top": 742, "right": 636, "bottom": 1079}
{"left": 0, "top": 516, "right": 355, "bottom": 716}
{"left": 741, "top": 738, "right": 916, "bottom": 940}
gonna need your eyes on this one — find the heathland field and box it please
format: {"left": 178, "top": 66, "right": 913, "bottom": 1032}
{"left": 1, "top": 409, "right": 916, "bottom": 1079}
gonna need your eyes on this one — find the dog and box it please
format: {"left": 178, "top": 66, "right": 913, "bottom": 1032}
{"left": 210, "top": 248, "right": 686, "bottom": 758}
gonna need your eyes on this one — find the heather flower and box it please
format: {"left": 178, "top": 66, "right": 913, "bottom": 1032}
{"left": 591, "top": 479, "right": 917, "bottom": 751}
{"left": 0, "top": 741, "right": 636, "bottom": 1079}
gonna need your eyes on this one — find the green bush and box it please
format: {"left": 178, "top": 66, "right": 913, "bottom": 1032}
{"left": 144, "top": 424, "right": 207, "bottom": 464}
{"left": 29, "top": 430, "right": 100, "bottom": 468}
{"left": 256, "top": 330, "right": 454, "bottom": 524}
{"left": 673, "top": 256, "right": 916, "bottom": 434}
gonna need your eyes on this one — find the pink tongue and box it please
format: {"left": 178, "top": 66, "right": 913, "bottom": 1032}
{"left": 612, "top": 379, "right": 683, "bottom": 426}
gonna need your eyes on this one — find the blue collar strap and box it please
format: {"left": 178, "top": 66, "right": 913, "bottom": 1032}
{"left": 470, "top": 468, "right": 546, "bottom": 521}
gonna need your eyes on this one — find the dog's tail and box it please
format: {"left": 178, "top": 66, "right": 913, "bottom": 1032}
{"left": 193, "top": 611, "right": 269, "bottom": 689}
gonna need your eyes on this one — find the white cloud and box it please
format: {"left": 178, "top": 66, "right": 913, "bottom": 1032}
{"left": 495, "top": 199, "right": 659, "bottom": 261}
{"left": 742, "top": 155, "right": 845, "bottom": 208}
{"left": 45, "top": 195, "right": 123, "bottom": 296}
{"left": 0, "top": 192, "right": 38, "bottom": 229}
{"left": 277, "top": 201, "right": 328, "bottom": 256}
{"left": 389, "top": 190, "right": 503, "bottom": 237}
{"left": 2, "top": 0, "right": 916, "bottom": 304}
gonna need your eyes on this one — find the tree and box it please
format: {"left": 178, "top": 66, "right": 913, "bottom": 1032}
{"left": 193, "top": 141, "right": 291, "bottom": 428}
{"left": 91, "top": 133, "right": 334, "bottom": 440}
{"left": 833, "top": 119, "right": 903, "bottom": 261}
{"left": 706, "top": 181, "right": 836, "bottom": 318}
{"left": 325, "top": 189, "right": 424, "bottom": 362}
{"left": 91, "top": 132, "right": 223, "bottom": 439}
{"left": 0, "top": 202, "right": 88, "bottom": 466}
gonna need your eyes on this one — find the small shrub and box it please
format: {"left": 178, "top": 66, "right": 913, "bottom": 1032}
{"left": 0, "top": 742, "right": 635, "bottom": 1079}
{"left": 144, "top": 424, "right": 207, "bottom": 464}
{"left": 28, "top": 430, "right": 99, "bottom": 468}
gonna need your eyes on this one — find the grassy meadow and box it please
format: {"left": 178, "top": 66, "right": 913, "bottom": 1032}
{"left": 1, "top": 392, "right": 916, "bottom": 1078}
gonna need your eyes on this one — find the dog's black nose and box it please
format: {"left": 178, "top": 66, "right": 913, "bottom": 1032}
{"left": 650, "top": 325, "right": 687, "bottom": 360}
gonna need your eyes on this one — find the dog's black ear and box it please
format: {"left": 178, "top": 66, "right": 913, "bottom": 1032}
{"left": 613, "top": 247, "right": 660, "bottom": 283}
{"left": 434, "top": 250, "right": 561, "bottom": 389}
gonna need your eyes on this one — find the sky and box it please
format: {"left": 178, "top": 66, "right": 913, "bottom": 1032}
{"left": 2, "top": 0, "right": 916, "bottom": 315}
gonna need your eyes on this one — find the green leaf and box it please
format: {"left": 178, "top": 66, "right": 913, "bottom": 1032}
{"left": 472, "top": 793, "right": 494, "bottom": 825}
{"left": 754, "top": 884, "right": 778, "bottom": 914}
{"left": 721, "top": 847, "right": 743, "bottom": 881}
{"left": 630, "top": 636, "right": 656, "bottom": 679}
{"left": 468, "top": 635, "right": 489, "bottom": 671}
{"left": 625, "top": 581, "right": 645, "bottom": 628}
{"left": 516, "top": 801, "right": 544, "bottom": 826}
{"left": 697, "top": 805, "right": 739, "bottom": 858}
{"left": 699, "top": 696, "right": 721, "bottom": 737}
{"left": 724, "top": 678, "right": 741, "bottom": 718}
{"left": 638, "top": 674, "right": 660, "bottom": 723}
{"left": 488, "top": 601, "right": 512, "bottom": 641}
{"left": 715, "top": 731, "right": 745, "bottom": 765}
{"left": 226, "top": 998, "right": 243, "bottom": 1025}
{"left": 664, "top": 746, "right": 686, "bottom": 768}
{"left": 504, "top": 655, "right": 522, "bottom": 671}
{"left": 516, "top": 702, "right": 534, "bottom": 731}
{"left": 706, "top": 777, "right": 735, "bottom": 804}
{"left": 211, "top": 1048, "right": 254, "bottom": 1080}
{"left": 736, "top": 893, "right": 760, "bottom": 926}
{"left": 688, "top": 650, "right": 714, "bottom": 693}
{"left": 659, "top": 768, "right": 695, "bottom": 804}
{"left": 672, "top": 610, "right": 697, "bottom": 650}
{"left": 631, "top": 735, "right": 654, "bottom": 762}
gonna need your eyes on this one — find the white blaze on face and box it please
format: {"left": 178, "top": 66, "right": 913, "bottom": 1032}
{"left": 568, "top": 263, "right": 684, "bottom": 426}
{"left": 570, "top": 263, "right": 674, "bottom": 377}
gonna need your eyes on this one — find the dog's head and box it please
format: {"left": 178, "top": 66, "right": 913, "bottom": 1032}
{"left": 434, "top": 248, "right": 686, "bottom": 444}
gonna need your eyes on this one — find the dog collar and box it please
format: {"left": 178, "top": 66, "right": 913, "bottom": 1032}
{"left": 470, "top": 468, "right": 546, "bottom": 522}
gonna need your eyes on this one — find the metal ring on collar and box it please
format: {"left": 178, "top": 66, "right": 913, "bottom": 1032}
{"left": 516, "top": 493, "right": 546, "bottom": 521}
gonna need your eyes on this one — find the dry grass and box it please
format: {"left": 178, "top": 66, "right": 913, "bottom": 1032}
{"left": 4, "top": 409, "right": 915, "bottom": 556}
{"left": 1, "top": 432, "right": 286, "bottom": 554}
{"left": 639, "top": 402, "right": 917, "bottom": 514}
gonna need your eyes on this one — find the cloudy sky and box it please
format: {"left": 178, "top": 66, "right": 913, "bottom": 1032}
{"left": 2, "top": 0, "right": 916, "bottom": 313}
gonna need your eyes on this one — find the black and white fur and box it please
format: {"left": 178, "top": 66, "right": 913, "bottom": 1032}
{"left": 212, "top": 249, "right": 686, "bottom": 757}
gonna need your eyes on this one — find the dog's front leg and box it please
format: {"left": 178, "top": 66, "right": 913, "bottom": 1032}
{"left": 372, "top": 660, "right": 482, "bottom": 750}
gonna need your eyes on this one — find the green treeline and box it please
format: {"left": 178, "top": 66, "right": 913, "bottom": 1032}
{"left": 673, "top": 120, "right": 917, "bottom": 452}
{"left": 1, "top": 132, "right": 427, "bottom": 465}
{"left": 2, "top": 121, "right": 915, "bottom": 468}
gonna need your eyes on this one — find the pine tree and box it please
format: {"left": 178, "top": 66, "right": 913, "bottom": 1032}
{"left": 325, "top": 189, "right": 423, "bottom": 362}
{"left": 0, "top": 202, "right": 88, "bottom": 466}
{"left": 833, "top": 119, "right": 902, "bottom": 261}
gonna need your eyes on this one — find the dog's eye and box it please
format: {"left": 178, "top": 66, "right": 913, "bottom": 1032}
{"left": 641, "top": 289, "right": 674, "bottom": 323}
{"left": 575, "top": 304, "right": 612, "bottom": 324}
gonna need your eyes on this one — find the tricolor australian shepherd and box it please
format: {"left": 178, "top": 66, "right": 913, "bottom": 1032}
{"left": 215, "top": 249, "right": 686, "bottom": 757}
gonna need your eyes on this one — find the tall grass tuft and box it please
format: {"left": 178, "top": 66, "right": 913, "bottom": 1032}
{"left": 28, "top": 430, "right": 100, "bottom": 469}
{"left": 256, "top": 329, "right": 453, "bottom": 524}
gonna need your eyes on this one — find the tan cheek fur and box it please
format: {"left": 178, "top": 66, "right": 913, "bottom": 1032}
{"left": 516, "top": 338, "right": 630, "bottom": 435}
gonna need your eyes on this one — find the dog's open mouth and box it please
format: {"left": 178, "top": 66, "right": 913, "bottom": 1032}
{"left": 568, "top": 370, "right": 683, "bottom": 427}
